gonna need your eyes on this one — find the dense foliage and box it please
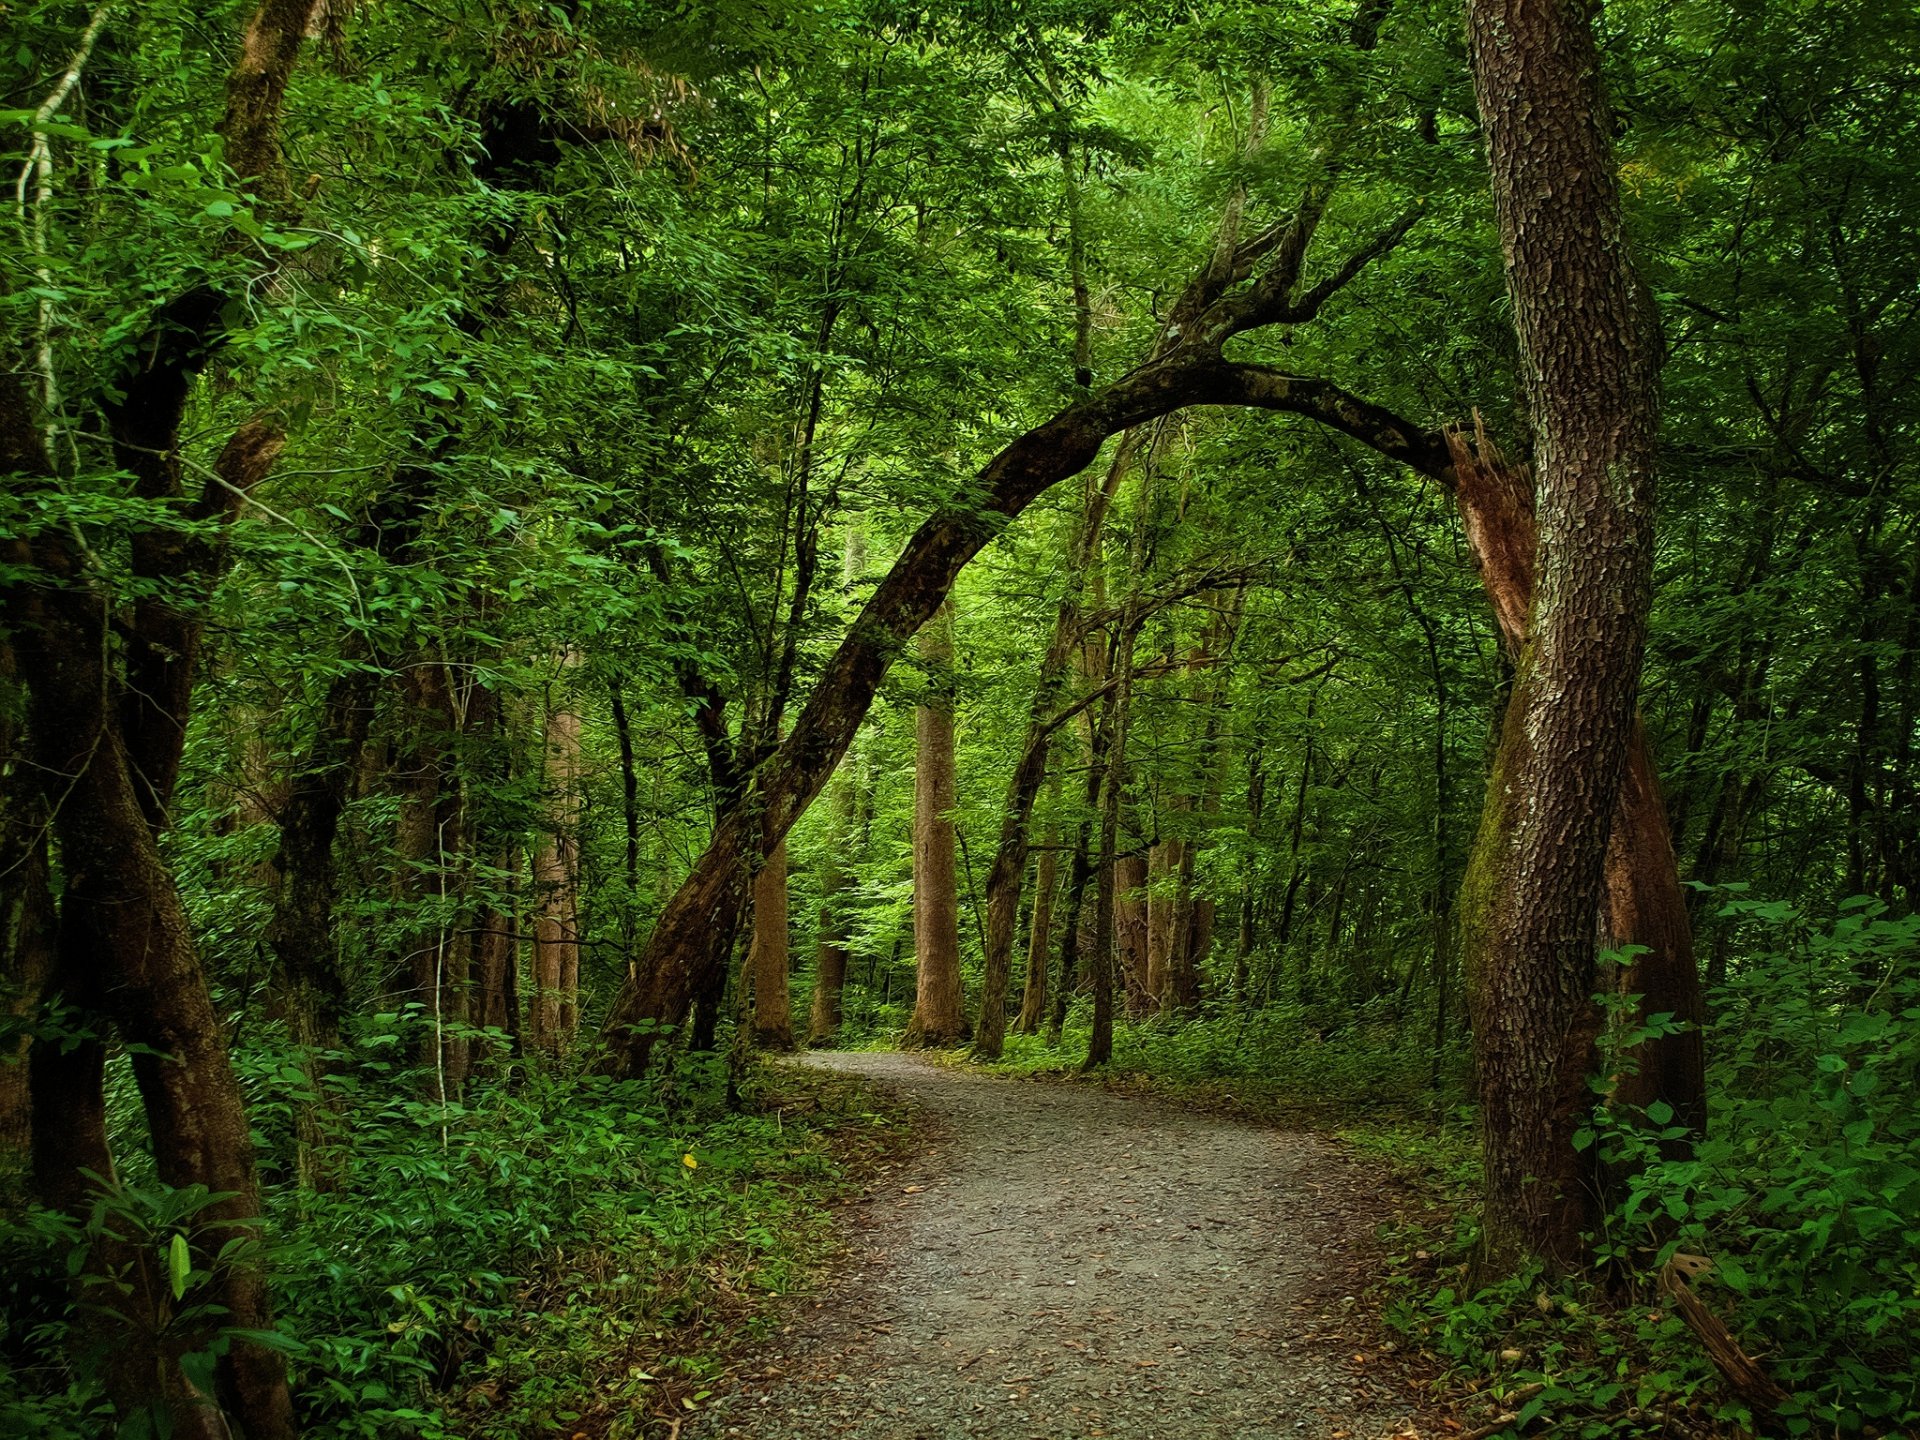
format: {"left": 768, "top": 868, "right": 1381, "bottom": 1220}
{"left": 2, "top": 0, "right": 1916, "bottom": 1434}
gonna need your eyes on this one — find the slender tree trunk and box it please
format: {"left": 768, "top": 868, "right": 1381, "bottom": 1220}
{"left": 1086, "top": 623, "right": 1138, "bottom": 1068}
{"left": 1114, "top": 852, "right": 1150, "bottom": 1015}
{"left": 0, "top": 653, "right": 55, "bottom": 1168}
{"left": 906, "top": 604, "right": 969, "bottom": 1045}
{"left": 751, "top": 840, "right": 795, "bottom": 1049}
{"left": 1050, "top": 818, "right": 1097, "bottom": 1038}
{"left": 268, "top": 661, "right": 374, "bottom": 1189}
{"left": 807, "top": 767, "right": 854, "bottom": 1046}
{"left": 529, "top": 690, "right": 582, "bottom": 1056}
{"left": 1014, "top": 817, "right": 1060, "bottom": 1035}
{"left": 1461, "top": 0, "right": 1666, "bottom": 1271}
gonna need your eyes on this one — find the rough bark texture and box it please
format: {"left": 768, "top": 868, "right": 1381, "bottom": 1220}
{"left": 906, "top": 605, "right": 969, "bottom": 1046}
{"left": 1145, "top": 839, "right": 1183, "bottom": 1010}
{"left": 1461, "top": 0, "right": 1665, "bottom": 1270}
{"left": 807, "top": 767, "right": 855, "bottom": 1046}
{"left": 1447, "top": 425, "right": 1707, "bottom": 1141}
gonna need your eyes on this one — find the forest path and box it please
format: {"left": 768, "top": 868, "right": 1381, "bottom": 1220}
{"left": 690, "top": 1050, "right": 1409, "bottom": 1440}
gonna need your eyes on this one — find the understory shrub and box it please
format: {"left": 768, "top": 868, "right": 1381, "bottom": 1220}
{"left": 1, "top": 1029, "right": 888, "bottom": 1439}
{"left": 1386, "top": 897, "right": 1920, "bottom": 1438}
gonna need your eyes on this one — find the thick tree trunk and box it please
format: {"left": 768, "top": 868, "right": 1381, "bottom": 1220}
{"left": 906, "top": 605, "right": 969, "bottom": 1045}
{"left": 1461, "top": 0, "right": 1666, "bottom": 1271}
{"left": 750, "top": 841, "right": 795, "bottom": 1049}
{"left": 16, "top": 596, "right": 296, "bottom": 1437}
{"left": 268, "top": 662, "right": 374, "bottom": 1189}
{"left": 0, "top": 653, "right": 55, "bottom": 1168}
{"left": 1448, "top": 427, "right": 1706, "bottom": 1140}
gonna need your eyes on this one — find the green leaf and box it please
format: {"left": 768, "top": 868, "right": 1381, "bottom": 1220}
{"left": 168, "top": 1232, "right": 191, "bottom": 1301}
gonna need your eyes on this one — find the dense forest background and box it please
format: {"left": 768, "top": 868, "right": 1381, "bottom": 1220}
{"left": 2, "top": 0, "right": 1916, "bottom": 1435}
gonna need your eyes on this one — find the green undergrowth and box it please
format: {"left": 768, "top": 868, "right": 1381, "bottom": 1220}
{"left": 949, "top": 997, "right": 1471, "bottom": 1130}
{"left": 1, "top": 1034, "right": 910, "bottom": 1440}
{"left": 1375, "top": 900, "right": 1920, "bottom": 1440}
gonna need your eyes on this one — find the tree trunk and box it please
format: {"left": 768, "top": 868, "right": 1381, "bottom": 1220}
{"left": 1145, "top": 839, "right": 1184, "bottom": 1011}
{"left": 529, "top": 691, "right": 582, "bottom": 1056}
{"left": 906, "top": 604, "right": 969, "bottom": 1045}
{"left": 268, "top": 662, "right": 374, "bottom": 1190}
{"left": 0, "top": 649, "right": 55, "bottom": 1168}
{"left": 1014, "top": 819, "right": 1060, "bottom": 1036}
{"left": 1448, "top": 426, "right": 1707, "bottom": 1141}
{"left": 1114, "top": 852, "right": 1150, "bottom": 1016}
{"left": 750, "top": 840, "right": 795, "bottom": 1049}
{"left": 807, "top": 766, "right": 854, "bottom": 1046}
{"left": 1461, "top": 0, "right": 1666, "bottom": 1271}
{"left": 974, "top": 434, "right": 1142, "bottom": 1059}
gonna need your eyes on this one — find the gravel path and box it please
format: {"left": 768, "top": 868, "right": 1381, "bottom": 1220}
{"left": 693, "top": 1051, "right": 1410, "bottom": 1440}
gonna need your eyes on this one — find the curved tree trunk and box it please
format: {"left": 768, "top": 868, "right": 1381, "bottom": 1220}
{"left": 1460, "top": 0, "right": 1667, "bottom": 1271}
{"left": 1448, "top": 427, "right": 1706, "bottom": 1142}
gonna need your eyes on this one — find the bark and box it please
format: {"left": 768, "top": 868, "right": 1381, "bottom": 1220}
{"left": 1461, "top": 0, "right": 1666, "bottom": 1270}
{"left": 393, "top": 660, "right": 469, "bottom": 1090}
{"left": 1013, "top": 815, "right": 1060, "bottom": 1035}
{"left": 807, "top": 767, "right": 855, "bottom": 1046}
{"left": 0, "top": 771, "right": 55, "bottom": 1168}
{"left": 16, "top": 574, "right": 296, "bottom": 1438}
{"left": 267, "top": 662, "right": 374, "bottom": 1189}
{"left": 1447, "top": 425, "right": 1706, "bottom": 1139}
{"left": 472, "top": 849, "right": 520, "bottom": 1045}
{"left": 1085, "top": 624, "right": 1138, "bottom": 1069}
{"left": 1049, "top": 819, "right": 1097, "bottom": 1037}
{"left": 1113, "top": 852, "right": 1150, "bottom": 1016}
{"left": 529, "top": 691, "right": 582, "bottom": 1056}
{"left": 750, "top": 841, "right": 795, "bottom": 1049}
{"left": 0, "top": 639, "right": 55, "bottom": 1167}
{"left": 1145, "top": 839, "right": 1183, "bottom": 1010}
{"left": 906, "top": 604, "right": 969, "bottom": 1045}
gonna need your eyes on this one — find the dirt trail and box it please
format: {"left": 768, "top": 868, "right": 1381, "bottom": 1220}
{"left": 693, "top": 1051, "right": 1410, "bottom": 1440}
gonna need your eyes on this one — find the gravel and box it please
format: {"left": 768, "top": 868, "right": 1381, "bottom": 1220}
{"left": 689, "top": 1051, "right": 1413, "bottom": 1440}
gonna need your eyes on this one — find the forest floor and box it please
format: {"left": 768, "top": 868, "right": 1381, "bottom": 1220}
{"left": 686, "top": 1050, "right": 1432, "bottom": 1440}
